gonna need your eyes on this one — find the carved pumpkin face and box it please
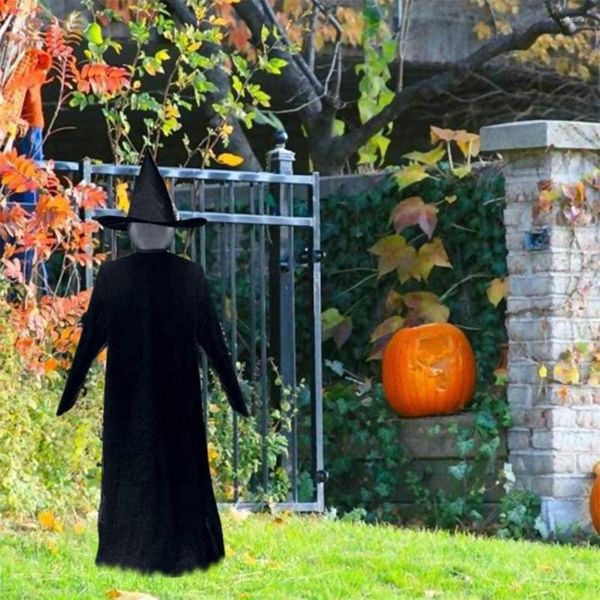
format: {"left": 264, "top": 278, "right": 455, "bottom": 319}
{"left": 381, "top": 323, "right": 476, "bottom": 417}
{"left": 590, "top": 461, "right": 600, "bottom": 534}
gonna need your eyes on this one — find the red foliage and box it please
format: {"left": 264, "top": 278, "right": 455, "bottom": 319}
{"left": 70, "top": 181, "right": 108, "bottom": 211}
{"left": 44, "top": 20, "right": 74, "bottom": 59}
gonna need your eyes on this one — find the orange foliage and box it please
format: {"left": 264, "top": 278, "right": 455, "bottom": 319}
{"left": 0, "top": 9, "right": 114, "bottom": 378}
{"left": 71, "top": 181, "right": 109, "bottom": 210}
{"left": 7, "top": 289, "right": 96, "bottom": 376}
{"left": 3, "top": 48, "right": 52, "bottom": 94}
{"left": 0, "top": 0, "right": 18, "bottom": 17}
{"left": 0, "top": 149, "right": 47, "bottom": 193}
{"left": 0, "top": 162, "right": 109, "bottom": 376}
{"left": 75, "top": 63, "right": 131, "bottom": 96}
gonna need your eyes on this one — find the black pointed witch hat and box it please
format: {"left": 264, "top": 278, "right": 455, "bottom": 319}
{"left": 96, "top": 149, "right": 208, "bottom": 231}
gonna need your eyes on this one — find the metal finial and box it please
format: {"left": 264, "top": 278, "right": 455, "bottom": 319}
{"left": 273, "top": 129, "right": 288, "bottom": 148}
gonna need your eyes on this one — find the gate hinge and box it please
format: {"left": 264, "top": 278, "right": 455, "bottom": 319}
{"left": 316, "top": 469, "right": 329, "bottom": 483}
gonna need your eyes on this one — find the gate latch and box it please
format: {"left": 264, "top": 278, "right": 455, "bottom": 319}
{"left": 299, "top": 247, "right": 325, "bottom": 265}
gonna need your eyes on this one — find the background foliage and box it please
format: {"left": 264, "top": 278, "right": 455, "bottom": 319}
{"left": 310, "top": 148, "right": 507, "bottom": 390}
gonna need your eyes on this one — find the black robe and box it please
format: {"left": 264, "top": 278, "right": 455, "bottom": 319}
{"left": 56, "top": 248, "right": 250, "bottom": 576}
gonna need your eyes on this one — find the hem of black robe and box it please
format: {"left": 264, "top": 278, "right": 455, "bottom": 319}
{"left": 94, "top": 551, "right": 226, "bottom": 578}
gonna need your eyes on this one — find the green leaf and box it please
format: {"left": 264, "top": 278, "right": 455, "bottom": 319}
{"left": 85, "top": 22, "right": 103, "bottom": 45}
{"left": 265, "top": 57, "right": 288, "bottom": 75}
{"left": 261, "top": 24, "right": 269, "bottom": 44}
{"left": 448, "top": 462, "right": 470, "bottom": 481}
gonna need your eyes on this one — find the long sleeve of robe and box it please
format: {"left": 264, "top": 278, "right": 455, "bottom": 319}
{"left": 56, "top": 263, "right": 108, "bottom": 416}
{"left": 54, "top": 250, "right": 250, "bottom": 576}
{"left": 195, "top": 264, "right": 249, "bottom": 417}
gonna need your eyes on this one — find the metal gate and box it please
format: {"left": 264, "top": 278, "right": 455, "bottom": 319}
{"left": 73, "top": 137, "right": 326, "bottom": 513}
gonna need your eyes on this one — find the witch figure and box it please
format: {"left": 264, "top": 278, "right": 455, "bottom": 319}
{"left": 56, "top": 149, "right": 251, "bottom": 576}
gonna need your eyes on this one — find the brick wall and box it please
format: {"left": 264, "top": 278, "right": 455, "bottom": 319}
{"left": 480, "top": 120, "right": 600, "bottom": 533}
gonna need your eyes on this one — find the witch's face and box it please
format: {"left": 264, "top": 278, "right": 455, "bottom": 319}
{"left": 128, "top": 222, "right": 175, "bottom": 250}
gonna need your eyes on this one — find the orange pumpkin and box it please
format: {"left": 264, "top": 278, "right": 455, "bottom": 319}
{"left": 381, "top": 322, "right": 476, "bottom": 417}
{"left": 590, "top": 461, "right": 600, "bottom": 534}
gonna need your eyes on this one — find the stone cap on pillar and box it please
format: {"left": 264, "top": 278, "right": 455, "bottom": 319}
{"left": 480, "top": 120, "right": 600, "bottom": 153}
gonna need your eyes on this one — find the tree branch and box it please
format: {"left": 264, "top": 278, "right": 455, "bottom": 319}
{"left": 331, "top": 11, "right": 593, "bottom": 164}
{"left": 165, "top": 0, "right": 261, "bottom": 170}
{"left": 234, "top": 0, "right": 332, "bottom": 124}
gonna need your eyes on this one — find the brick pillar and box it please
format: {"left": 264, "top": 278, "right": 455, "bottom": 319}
{"left": 480, "top": 120, "right": 600, "bottom": 534}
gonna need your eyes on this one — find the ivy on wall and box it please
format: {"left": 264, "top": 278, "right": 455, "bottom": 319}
{"left": 315, "top": 128, "right": 508, "bottom": 392}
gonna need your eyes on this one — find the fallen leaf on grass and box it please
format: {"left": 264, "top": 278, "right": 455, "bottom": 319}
{"left": 105, "top": 590, "right": 160, "bottom": 600}
{"left": 37, "top": 509, "right": 63, "bottom": 532}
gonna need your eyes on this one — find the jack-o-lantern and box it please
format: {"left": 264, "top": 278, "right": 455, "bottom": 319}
{"left": 382, "top": 322, "right": 476, "bottom": 417}
{"left": 590, "top": 461, "right": 600, "bottom": 534}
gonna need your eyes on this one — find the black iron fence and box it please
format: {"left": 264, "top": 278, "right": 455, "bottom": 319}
{"left": 38, "top": 138, "right": 326, "bottom": 513}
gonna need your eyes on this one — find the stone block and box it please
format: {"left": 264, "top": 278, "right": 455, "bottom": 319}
{"left": 576, "top": 453, "right": 600, "bottom": 475}
{"left": 480, "top": 120, "right": 600, "bottom": 153}
{"left": 540, "top": 497, "right": 594, "bottom": 534}
{"left": 574, "top": 408, "right": 600, "bottom": 429}
{"left": 397, "top": 412, "right": 509, "bottom": 459}
{"left": 548, "top": 386, "right": 600, "bottom": 407}
{"left": 510, "top": 451, "right": 574, "bottom": 475}
{"left": 530, "top": 430, "right": 553, "bottom": 450}
{"left": 507, "top": 428, "right": 531, "bottom": 450}
{"left": 506, "top": 384, "right": 533, "bottom": 407}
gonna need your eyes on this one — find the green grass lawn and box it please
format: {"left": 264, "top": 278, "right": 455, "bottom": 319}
{"left": 1, "top": 508, "right": 599, "bottom": 599}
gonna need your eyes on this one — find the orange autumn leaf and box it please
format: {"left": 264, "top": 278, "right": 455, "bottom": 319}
{"left": 32, "top": 194, "right": 74, "bottom": 228}
{"left": 71, "top": 182, "right": 108, "bottom": 210}
{"left": 44, "top": 357, "right": 60, "bottom": 373}
{"left": 0, "top": 149, "right": 46, "bottom": 193}
{"left": 0, "top": 0, "right": 18, "bottom": 18}
{"left": 430, "top": 125, "right": 458, "bottom": 144}
{"left": 416, "top": 237, "right": 452, "bottom": 281}
{"left": 402, "top": 291, "right": 450, "bottom": 325}
{"left": 228, "top": 21, "right": 251, "bottom": 51}
{"left": 368, "top": 234, "right": 419, "bottom": 283}
{"left": 389, "top": 196, "right": 439, "bottom": 239}
{"left": 453, "top": 131, "right": 480, "bottom": 158}
{"left": 76, "top": 63, "right": 130, "bottom": 95}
